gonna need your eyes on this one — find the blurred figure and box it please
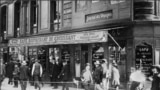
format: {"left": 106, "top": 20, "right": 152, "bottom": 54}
{"left": 101, "top": 59, "right": 110, "bottom": 90}
{"left": 148, "top": 65, "right": 160, "bottom": 90}
{"left": 31, "top": 59, "right": 43, "bottom": 90}
{"left": 81, "top": 63, "right": 93, "bottom": 90}
{"left": 29, "top": 58, "right": 35, "bottom": 86}
{"left": 130, "top": 67, "right": 146, "bottom": 90}
{"left": 6, "top": 60, "right": 15, "bottom": 85}
{"left": 112, "top": 62, "right": 120, "bottom": 90}
{"left": 19, "top": 61, "right": 29, "bottom": 90}
{"left": 0, "top": 60, "right": 6, "bottom": 88}
{"left": 13, "top": 64, "right": 19, "bottom": 88}
{"left": 93, "top": 60, "right": 103, "bottom": 90}
{"left": 58, "top": 61, "right": 70, "bottom": 90}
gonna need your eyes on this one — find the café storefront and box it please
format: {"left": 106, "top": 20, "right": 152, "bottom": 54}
{"left": 8, "top": 29, "right": 128, "bottom": 81}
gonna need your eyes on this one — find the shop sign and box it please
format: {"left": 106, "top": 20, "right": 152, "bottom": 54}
{"left": 135, "top": 42, "right": 153, "bottom": 75}
{"left": 8, "top": 30, "right": 108, "bottom": 46}
{"left": 86, "top": 10, "right": 113, "bottom": 22}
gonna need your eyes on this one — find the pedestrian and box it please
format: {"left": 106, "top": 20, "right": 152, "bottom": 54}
{"left": 0, "top": 60, "right": 6, "bottom": 89}
{"left": 111, "top": 62, "right": 120, "bottom": 90}
{"left": 51, "top": 58, "right": 62, "bottom": 89}
{"left": 101, "top": 59, "right": 110, "bottom": 90}
{"left": 58, "top": 61, "right": 70, "bottom": 90}
{"left": 148, "top": 65, "right": 160, "bottom": 90}
{"left": 6, "top": 60, "right": 15, "bottom": 85}
{"left": 28, "top": 58, "right": 35, "bottom": 86}
{"left": 49, "top": 58, "right": 55, "bottom": 86}
{"left": 81, "top": 63, "right": 93, "bottom": 90}
{"left": 31, "top": 59, "right": 43, "bottom": 90}
{"left": 93, "top": 60, "right": 103, "bottom": 90}
{"left": 19, "top": 61, "right": 29, "bottom": 90}
{"left": 13, "top": 64, "right": 19, "bottom": 88}
{"left": 130, "top": 67, "right": 145, "bottom": 90}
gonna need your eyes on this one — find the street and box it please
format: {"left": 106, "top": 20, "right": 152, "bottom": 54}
{"left": 1, "top": 78, "right": 152, "bottom": 90}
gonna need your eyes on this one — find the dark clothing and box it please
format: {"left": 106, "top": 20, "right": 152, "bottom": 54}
{"left": 6, "top": 62, "right": 15, "bottom": 84}
{"left": 59, "top": 64, "right": 70, "bottom": 90}
{"left": 13, "top": 66, "right": 19, "bottom": 87}
{"left": 19, "top": 65, "right": 29, "bottom": 80}
{"left": 20, "top": 81, "right": 27, "bottom": 90}
{"left": 93, "top": 66, "right": 103, "bottom": 84}
{"left": 151, "top": 74, "right": 160, "bottom": 90}
{"left": 59, "top": 64, "right": 70, "bottom": 81}
{"left": 50, "top": 62, "right": 62, "bottom": 88}
{"left": 14, "top": 77, "right": 19, "bottom": 87}
{"left": 130, "top": 81, "right": 140, "bottom": 90}
{"left": 19, "top": 65, "right": 29, "bottom": 90}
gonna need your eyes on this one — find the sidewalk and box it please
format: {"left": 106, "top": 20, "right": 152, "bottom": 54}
{"left": 1, "top": 78, "right": 152, "bottom": 90}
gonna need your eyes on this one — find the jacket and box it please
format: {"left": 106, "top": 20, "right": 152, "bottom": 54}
{"left": 19, "top": 65, "right": 29, "bottom": 80}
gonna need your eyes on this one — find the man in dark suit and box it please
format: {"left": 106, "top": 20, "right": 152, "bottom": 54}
{"left": 58, "top": 61, "right": 70, "bottom": 90}
{"left": 51, "top": 59, "right": 62, "bottom": 89}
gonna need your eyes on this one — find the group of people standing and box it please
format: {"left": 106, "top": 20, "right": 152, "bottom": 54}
{"left": 3, "top": 58, "right": 43, "bottom": 90}
{"left": 130, "top": 65, "right": 160, "bottom": 90}
{"left": 80, "top": 59, "right": 120, "bottom": 90}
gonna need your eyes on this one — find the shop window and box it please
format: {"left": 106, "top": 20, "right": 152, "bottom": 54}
{"left": 14, "top": 1, "right": 21, "bottom": 37}
{"left": 0, "top": 6, "right": 7, "bottom": 41}
{"left": 30, "top": 0, "right": 38, "bottom": 34}
{"left": 28, "top": 47, "right": 37, "bottom": 60}
{"left": 76, "top": 0, "right": 87, "bottom": 12}
{"left": 61, "top": 45, "right": 70, "bottom": 62}
{"left": 50, "top": 0, "right": 61, "bottom": 32}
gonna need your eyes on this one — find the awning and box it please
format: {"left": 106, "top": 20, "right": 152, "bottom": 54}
{"left": 8, "top": 30, "right": 108, "bottom": 47}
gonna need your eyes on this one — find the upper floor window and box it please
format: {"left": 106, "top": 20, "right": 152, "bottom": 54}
{"left": 50, "top": 0, "right": 62, "bottom": 32}
{"left": 30, "top": 0, "right": 38, "bottom": 34}
{"left": 76, "top": 0, "right": 87, "bottom": 11}
{"left": 0, "top": 6, "right": 7, "bottom": 41}
{"left": 110, "top": 0, "right": 126, "bottom": 4}
{"left": 92, "top": 0, "right": 100, "bottom": 3}
{"left": 14, "top": 1, "right": 21, "bottom": 37}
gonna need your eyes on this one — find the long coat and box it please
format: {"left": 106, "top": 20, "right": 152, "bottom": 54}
{"left": 51, "top": 62, "right": 62, "bottom": 79}
{"left": 6, "top": 62, "right": 15, "bottom": 78}
{"left": 59, "top": 64, "right": 70, "bottom": 81}
{"left": 93, "top": 65, "right": 103, "bottom": 84}
{"left": 151, "top": 73, "right": 160, "bottom": 90}
{"left": 19, "top": 65, "right": 29, "bottom": 81}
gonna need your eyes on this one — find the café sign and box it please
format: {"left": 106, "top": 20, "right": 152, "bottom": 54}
{"left": 9, "top": 30, "right": 108, "bottom": 46}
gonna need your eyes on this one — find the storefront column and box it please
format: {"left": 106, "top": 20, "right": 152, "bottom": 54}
{"left": 69, "top": 45, "right": 74, "bottom": 79}
{"left": 88, "top": 44, "right": 92, "bottom": 70}
{"left": 103, "top": 42, "right": 109, "bottom": 65}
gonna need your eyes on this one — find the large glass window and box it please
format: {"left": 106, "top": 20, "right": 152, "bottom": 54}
{"left": 30, "top": 0, "right": 38, "bottom": 34}
{"left": 50, "top": 0, "right": 62, "bottom": 31}
{"left": 14, "top": 1, "right": 21, "bottom": 37}
{"left": 0, "top": 6, "right": 7, "bottom": 41}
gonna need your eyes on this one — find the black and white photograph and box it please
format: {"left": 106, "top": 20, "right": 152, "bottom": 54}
{"left": 0, "top": 0, "right": 160, "bottom": 90}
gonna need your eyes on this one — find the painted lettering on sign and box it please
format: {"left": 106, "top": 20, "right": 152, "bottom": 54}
{"left": 86, "top": 10, "right": 113, "bottom": 22}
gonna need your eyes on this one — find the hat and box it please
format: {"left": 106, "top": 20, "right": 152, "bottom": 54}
{"left": 86, "top": 63, "right": 90, "bottom": 66}
{"left": 22, "top": 61, "right": 27, "bottom": 65}
{"left": 95, "top": 60, "right": 100, "bottom": 65}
